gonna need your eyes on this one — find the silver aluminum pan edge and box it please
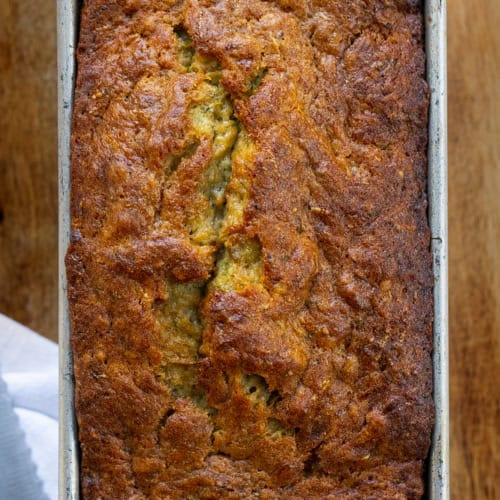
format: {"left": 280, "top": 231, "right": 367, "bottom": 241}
{"left": 425, "top": 0, "right": 449, "bottom": 498}
{"left": 58, "top": 1, "right": 449, "bottom": 498}
{"left": 58, "top": 0, "right": 79, "bottom": 498}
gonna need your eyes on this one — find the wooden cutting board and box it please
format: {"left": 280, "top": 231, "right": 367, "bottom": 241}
{"left": 0, "top": 0, "right": 58, "bottom": 341}
{"left": 0, "top": 1, "right": 498, "bottom": 498}
{"left": 448, "top": 2, "right": 499, "bottom": 498}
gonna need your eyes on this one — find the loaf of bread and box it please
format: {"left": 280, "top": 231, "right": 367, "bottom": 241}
{"left": 67, "top": 0, "right": 433, "bottom": 497}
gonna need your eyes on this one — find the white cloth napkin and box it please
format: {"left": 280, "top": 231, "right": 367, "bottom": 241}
{"left": 0, "top": 314, "right": 58, "bottom": 500}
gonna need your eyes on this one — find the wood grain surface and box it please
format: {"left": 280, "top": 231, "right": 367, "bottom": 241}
{"left": 0, "top": 1, "right": 498, "bottom": 498}
{"left": 0, "top": 0, "right": 58, "bottom": 341}
{"left": 448, "top": 2, "right": 499, "bottom": 499}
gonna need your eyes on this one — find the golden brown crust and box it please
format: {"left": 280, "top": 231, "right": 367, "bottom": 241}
{"left": 68, "top": 0, "right": 433, "bottom": 498}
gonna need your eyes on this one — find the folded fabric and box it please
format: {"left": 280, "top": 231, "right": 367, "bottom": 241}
{"left": 0, "top": 374, "right": 49, "bottom": 500}
{"left": 0, "top": 314, "right": 58, "bottom": 500}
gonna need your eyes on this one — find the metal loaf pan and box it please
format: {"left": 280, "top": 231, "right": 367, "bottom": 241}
{"left": 58, "top": 1, "right": 449, "bottom": 498}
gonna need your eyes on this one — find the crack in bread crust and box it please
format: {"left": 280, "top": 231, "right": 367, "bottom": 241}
{"left": 68, "top": 0, "right": 433, "bottom": 498}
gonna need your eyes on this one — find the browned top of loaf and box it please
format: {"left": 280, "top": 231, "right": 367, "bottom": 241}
{"left": 67, "top": 0, "right": 433, "bottom": 498}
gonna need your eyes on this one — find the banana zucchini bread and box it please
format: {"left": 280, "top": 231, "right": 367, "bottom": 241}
{"left": 67, "top": 0, "right": 433, "bottom": 497}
